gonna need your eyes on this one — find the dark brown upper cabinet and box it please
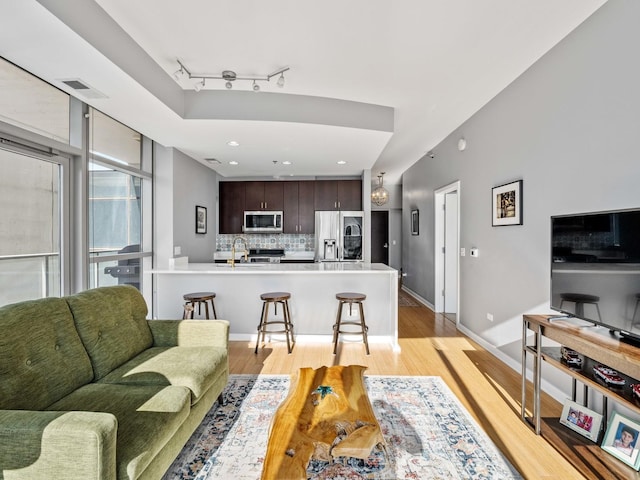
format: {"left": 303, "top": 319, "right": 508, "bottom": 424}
{"left": 314, "top": 180, "right": 362, "bottom": 211}
{"left": 244, "top": 181, "right": 284, "bottom": 211}
{"left": 219, "top": 182, "right": 245, "bottom": 234}
{"left": 283, "top": 181, "right": 315, "bottom": 233}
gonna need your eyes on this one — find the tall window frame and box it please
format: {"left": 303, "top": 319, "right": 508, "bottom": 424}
{"left": 0, "top": 55, "right": 154, "bottom": 305}
{"left": 0, "top": 132, "right": 72, "bottom": 303}
{"left": 87, "top": 108, "right": 152, "bottom": 294}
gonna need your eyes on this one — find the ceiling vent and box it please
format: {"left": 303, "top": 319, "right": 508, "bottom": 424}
{"left": 58, "top": 78, "right": 108, "bottom": 99}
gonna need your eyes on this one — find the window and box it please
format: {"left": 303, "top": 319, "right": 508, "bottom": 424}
{"left": 88, "top": 108, "right": 149, "bottom": 290}
{"left": 0, "top": 57, "right": 70, "bottom": 143}
{"left": 0, "top": 147, "right": 63, "bottom": 304}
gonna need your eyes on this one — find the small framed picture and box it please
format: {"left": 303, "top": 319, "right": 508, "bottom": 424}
{"left": 411, "top": 209, "right": 419, "bottom": 235}
{"left": 601, "top": 412, "right": 640, "bottom": 470}
{"left": 195, "top": 205, "right": 207, "bottom": 234}
{"left": 492, "top": 180, "right": 523, "bottom": 226}
{"left": 559, "top": 399, "right": 603, "bottom": 442}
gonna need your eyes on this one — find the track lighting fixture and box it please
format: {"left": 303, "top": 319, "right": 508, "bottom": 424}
{"left": 173, "top": 60, "right": 290, "bottom": 92}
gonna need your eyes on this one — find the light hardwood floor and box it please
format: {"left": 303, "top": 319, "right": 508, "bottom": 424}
{"left": 228, "top": 290, "right": 585, "bottom": 479}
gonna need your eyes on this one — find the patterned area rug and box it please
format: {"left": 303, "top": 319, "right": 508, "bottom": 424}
{"left": 164, "top": 375, "right": 522, "bottom": 480}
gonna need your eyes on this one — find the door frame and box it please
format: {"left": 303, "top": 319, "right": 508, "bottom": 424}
{"left": 434, "top": 181, "right": 461, "bottom": 325}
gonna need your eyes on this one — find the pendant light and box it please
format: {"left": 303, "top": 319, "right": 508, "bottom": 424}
{"left": 371, "top": 172, "right": 389, "bottom": 206}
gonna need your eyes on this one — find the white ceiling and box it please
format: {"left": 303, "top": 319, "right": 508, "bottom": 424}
{"left": 0, "top": 0, "right": 606, "bottom": 184}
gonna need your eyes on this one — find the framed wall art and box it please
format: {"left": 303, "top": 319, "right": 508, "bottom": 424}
{"left": 601, "top": 412, "right": 640, "bottom": 470}
{"left": 559, "top": 399, "right": 603, "bottom": 442}
{"left": 411, "top": 209, "right": 419, "bottom": 235}
{"left": 195, "top": 205, "right": 207, "bottom": 234}
{"left": 492, "top": 180, "right": 523, "bottom": 226}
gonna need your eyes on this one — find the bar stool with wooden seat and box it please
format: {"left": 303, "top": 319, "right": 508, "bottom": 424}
{"left": 559, "top": 293, "right": 601, "bottom": 321}
{"left": 333, "top": 292, "right": 369, "bottom": 355}
{"left": 255, "top": 292, "right": 294, "bottom": 354}
{"left": 182, "top": 292, "right": 217, "bottom": 319}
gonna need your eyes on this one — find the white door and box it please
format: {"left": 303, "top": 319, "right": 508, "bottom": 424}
{"left": 434, "top": 181, "right": 460, "bottom": 325}
{"left": 444, "top": 191, "right": 458, "bottom": 321}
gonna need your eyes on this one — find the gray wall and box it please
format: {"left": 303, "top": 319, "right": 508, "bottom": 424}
{"left": 172, "top": 150, "right": 217, "bottom": 262}
{"left": 154, "top": 145, "right": 217, "bottom": 265}
{"left": 402, "top": 0, "right": 640, "bottom": 391}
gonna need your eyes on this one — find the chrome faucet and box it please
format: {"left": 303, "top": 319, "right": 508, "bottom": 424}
{"left": 227, "top": 236, "right": 249, "bottom": 267}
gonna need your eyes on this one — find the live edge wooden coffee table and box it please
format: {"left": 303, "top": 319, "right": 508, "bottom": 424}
{"left": 261, "top": 365, "right": 386, "bottom": 479}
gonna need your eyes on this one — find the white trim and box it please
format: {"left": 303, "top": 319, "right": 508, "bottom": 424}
{"left": 401, "top": 285, "right": 434, "bottom": 310}
{"left": 457, "top": 323, "right": 567, "bottom": 403}
{"left": 434, "top": 181, "right": 461, "bottom": 325}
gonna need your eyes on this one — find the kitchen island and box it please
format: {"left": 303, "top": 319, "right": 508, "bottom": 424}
{"left": 150, "top": 262, "right": 399, "bottom": 350}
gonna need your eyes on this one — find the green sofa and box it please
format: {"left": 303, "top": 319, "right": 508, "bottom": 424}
{"left": 0, "top": 285, "right": 229, "bottom": 480}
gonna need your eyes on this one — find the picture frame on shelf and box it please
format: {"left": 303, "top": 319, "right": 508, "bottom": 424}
{"left": 195, "top": 205, "right": 207, "bottom": 234}
{"left": 491, "top": 179, "right": 522, "bottom": 226}
{"left": 411, "top": 209, "right": 419, "bottom": 235}
{"left": 601, "top": 412, "right": 640, "bottom": 470}
{"left": 559, "top": 399, "right": 603, "bottom": 442}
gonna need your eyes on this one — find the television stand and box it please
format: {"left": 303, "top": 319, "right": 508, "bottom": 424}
{"left": 522, "top": 314, "right": 640, "bottom": 479}
{"left": 620, "top": 331, "right": 640, "bottom": 348}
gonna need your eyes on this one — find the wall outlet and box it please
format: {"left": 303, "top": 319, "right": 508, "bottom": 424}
{"left": 174, "top": 246, "right": 181, "bottom": 255}
{"left": 460, "top": 248, "right": 466, "bottom": 257}
{"left": 486, "top": 313, "right": 494, "bottom": 322}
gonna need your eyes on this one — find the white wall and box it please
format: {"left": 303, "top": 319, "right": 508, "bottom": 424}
{"left": 402, "top": 0, "right": 640, "bottom": 394}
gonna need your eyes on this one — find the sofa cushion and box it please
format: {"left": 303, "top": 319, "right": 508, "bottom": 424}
{"left": 47, "top": 383, "right": 190, "bottom": 480}
{"left": 0, "top": 297, "right": 94, "bottom": 410}
{"left": 65, "top": 285, "right": 153, "bottom": 381}
{"left": 98, "top": 346, "right": 228, "bottom": 405}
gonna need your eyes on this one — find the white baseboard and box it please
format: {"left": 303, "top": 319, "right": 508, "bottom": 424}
{"left": 456, "top": 324, "right": 567, "bottom": 403}
{"left": 401, "top": 286, "right": 434, "bottom": 310}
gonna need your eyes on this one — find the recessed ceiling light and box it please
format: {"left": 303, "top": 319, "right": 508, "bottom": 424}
{"left": 282, "top": 161, "right": 292, "bottom": 165}
{"left": 227, "top": 140, "right": 240, "bottom": 147}
{"left": 229, "top": 161, "right": 239, "bottom": 165}
{"left": 337, "top": 160, "right": 347, "bottom": 165}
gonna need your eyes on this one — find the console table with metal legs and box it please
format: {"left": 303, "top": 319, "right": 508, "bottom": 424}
{"left": 522, "top": 314, "right": 640, "bottom": 479}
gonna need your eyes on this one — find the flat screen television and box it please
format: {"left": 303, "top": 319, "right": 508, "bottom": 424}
{"left": 550, "top": 208, "right": 640, "bottom": 344}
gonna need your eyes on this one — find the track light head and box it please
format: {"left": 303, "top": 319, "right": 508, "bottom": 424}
{"left": 225, "top": 81, "right": 233, "bottom": 89}
{"left": 277, "top": 73, "right": 285, "bottom": 88}
{"left": 252, "top": 80, "right": 260, "bottom": 92}
{"left": 173, "top": 67, "right": 184, "bottom": 81}
{"left": 194, "top": 79, "right": 205, "bottom": 92}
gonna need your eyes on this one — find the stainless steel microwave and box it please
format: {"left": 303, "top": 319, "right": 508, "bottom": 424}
{"left": 243, "top": 211, "right": 283, "bottom": 233}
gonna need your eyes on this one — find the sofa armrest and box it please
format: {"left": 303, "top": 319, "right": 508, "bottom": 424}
{"left": 0, "top": 410, "right": 117, "bottom": 480}
{"left": 147, "top": 319, "right": 230, "bottom": 349}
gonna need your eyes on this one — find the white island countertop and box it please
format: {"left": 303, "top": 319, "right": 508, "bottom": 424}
{"left": 152, "top": 262, "right": 396, "bottom": 274}
{"left": 150, "top": 262, "right": 399, "bottom": 350}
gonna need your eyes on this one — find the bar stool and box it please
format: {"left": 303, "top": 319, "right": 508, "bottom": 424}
{"left": 333, "top": 292, "right": 369, "bottom": 355}
{"left": 255, "top": 292, "right": 294, "bottom": 354}
{"left": 182, "top": 292, "right": 217, "bottom": 319}
{"left": 559, "top": 293, "right": 601, "bottom": 321}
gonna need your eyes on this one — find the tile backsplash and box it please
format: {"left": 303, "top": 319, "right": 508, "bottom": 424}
{"left": 216, "top": 234, "right": 314, "bottom": 252}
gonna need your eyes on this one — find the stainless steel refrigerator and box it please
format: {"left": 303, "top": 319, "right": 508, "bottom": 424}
{"left": 314, "top": 211, "right": 364, "bottom": 262}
